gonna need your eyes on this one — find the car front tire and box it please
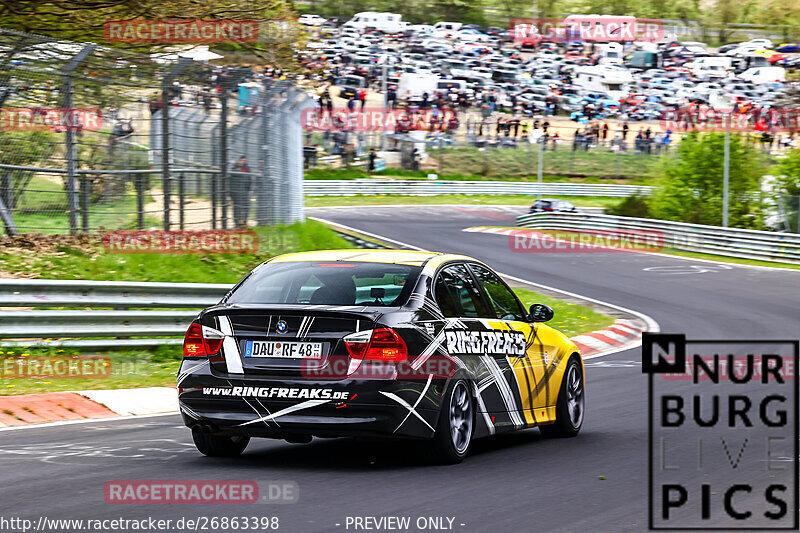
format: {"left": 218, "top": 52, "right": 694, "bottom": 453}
{"left": 539, "top": 355, "right": 584, "bottom": 438}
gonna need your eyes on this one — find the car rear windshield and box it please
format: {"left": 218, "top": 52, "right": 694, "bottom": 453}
{"left": 226, "top": 262, "right": 421, "bottom": 307}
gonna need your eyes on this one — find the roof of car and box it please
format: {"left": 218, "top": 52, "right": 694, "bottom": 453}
{"left": 269, "top": 249, "right": 473, "bottom": 268}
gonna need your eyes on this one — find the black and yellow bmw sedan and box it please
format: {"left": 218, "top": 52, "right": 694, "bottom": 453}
{"left": 178, "top": 250, "right": 584, "bottom": 463}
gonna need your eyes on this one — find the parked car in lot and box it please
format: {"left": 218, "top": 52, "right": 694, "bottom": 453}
{"left": 776, "top": 42, "right": 800, "bottom": 53}
{"left": 338, "top": 75, "right": 367, "bottom": 99}
{"left": 298, "top": 14, "right": 326, "bottom": 26}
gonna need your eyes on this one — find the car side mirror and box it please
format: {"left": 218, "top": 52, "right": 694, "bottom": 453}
{"left": 528, "top": 303, "right": 554, "bottom": 322}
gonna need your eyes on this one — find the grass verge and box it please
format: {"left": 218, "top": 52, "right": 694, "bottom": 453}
{"left": 656, "top": 248, "right": 800, "bottom": 270}
{"left": 512, "top": 287, "right": 615, "bottom": 339}
{"left": 0, "top": 220, "right": 355, "bottom": 283}
{"left": 0, "top": 346, "right": 181, "bottom": 396}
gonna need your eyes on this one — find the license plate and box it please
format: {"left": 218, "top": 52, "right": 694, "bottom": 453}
{"left": 244, "top": 340, "right": 323, "bottom": 359}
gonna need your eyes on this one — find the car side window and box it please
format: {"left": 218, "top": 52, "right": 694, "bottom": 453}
{"left": 468, "top": 264, "right": 526, "bottom": 321}
{"left": 434, "top": 264, "right": 490, "bottom": 318}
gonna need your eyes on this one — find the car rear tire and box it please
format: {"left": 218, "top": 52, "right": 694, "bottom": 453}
{"left": 539, "top": 355, "right": 584, "bottom": 438}
{"left": 192, "top": 430, "right": 250, "bottom": 457}
{"left": 430, "top": 379, "right": 473, "bottom": 464}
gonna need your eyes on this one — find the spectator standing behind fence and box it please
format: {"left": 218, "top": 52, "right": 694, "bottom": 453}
{"left": 230, "top": 156, "right": 251, "bottom": 229}
{"left": 358, "top": 88, "right": 367, "bottom": 111}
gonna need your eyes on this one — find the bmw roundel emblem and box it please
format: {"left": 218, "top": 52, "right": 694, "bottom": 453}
{"left": 276, "top": 320, "right": 288, "bottom": 334}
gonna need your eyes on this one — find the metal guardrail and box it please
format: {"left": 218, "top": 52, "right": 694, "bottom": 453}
{"left": 0, "top": 310, "right": 199, "bottom": 338}
{"left": 516, "top": 212, "right": 800, "bottom": 265}
{"left": 305, "top": 179, "right": 654, "bottom": 198}
{"left": 0, "top": 279, "right": 232, "bottom": 348}
{"left": 0, "top": 279, "right": 230, "bottom": 308}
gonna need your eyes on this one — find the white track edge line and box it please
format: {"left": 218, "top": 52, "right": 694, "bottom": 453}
{"left": 0, "top": 411, "right": 179, "bottom": 432}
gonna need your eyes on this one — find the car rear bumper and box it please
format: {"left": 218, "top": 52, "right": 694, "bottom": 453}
{"left": 177, "top": 360, "right": 442, "bottom": 439}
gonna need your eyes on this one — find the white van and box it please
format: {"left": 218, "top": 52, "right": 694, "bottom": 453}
{"left": 298, "top": 14, "right": 326, "bottom": 26}
{"left": 409, "top": 24, "right": 435, "bottom": 35}
{"left": 573, "top": 65, "right": 633, "bottom": 100}
{"left": 596, "top": 43, "right": 623, "bottom": 65}
{"left": 433, "top": 22, "right": 462, "bottom": 38}
{"left": 343, "top": 12, "right": 403, "bottom": 33}
{"left": 686, "top": 56, "right": 732, "bottom": 79}
{"left": 398, "top": 73, "right": 440, "bottom": 100}
{"left": 436, "top": 79, "right": 467, "bottom": 92}
{"left": 738, "top": 66, "right": 786, "bottom": 84}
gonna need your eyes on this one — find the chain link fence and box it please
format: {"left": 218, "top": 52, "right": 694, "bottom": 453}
{"left": 305, "top": 115, "right": 678, "bottom": 180}
{"left": 0, "top": 28, "right": 311, "bottom": 236}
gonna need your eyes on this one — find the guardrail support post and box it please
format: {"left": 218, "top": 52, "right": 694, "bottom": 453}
{"left": 60, "top": 44, "right": 96, "bottom": 235}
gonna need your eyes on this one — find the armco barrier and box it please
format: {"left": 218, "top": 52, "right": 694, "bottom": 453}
{"left": 516, "top": 212, "right": 800, "bottom": 264}
{"left": 0, "top": 278, "right": 230, "bottom": 308}
{"left": 0, "top": 279, "right": 232, "bottom": 348}
{"left": 305, "top": 179, "right": 654, "bottom": 198}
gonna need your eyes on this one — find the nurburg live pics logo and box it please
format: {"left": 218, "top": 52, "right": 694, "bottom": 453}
{"left": 643, "top": 333, "right": 799, "bottom": 530}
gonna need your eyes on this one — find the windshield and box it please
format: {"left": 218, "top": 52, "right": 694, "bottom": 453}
{"left": 226, "top": 262, "right": 421, "bottom": 307}
{"left": 341, "top": 76, "right": 363, "bottom": 87}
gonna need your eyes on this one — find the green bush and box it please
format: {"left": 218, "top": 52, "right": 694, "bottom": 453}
{"left": 631, "top": 133, "right": 766, "bottom": 229}
{"left": 607, "top": 194, "right": 652, "bottom": 218}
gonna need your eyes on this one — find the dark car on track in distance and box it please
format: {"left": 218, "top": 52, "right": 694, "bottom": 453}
{"left": 178, "top": 250, "right": 584, "bottom": 463}
{"left": 529, "top": 199, "right": 580, "bottom": 214}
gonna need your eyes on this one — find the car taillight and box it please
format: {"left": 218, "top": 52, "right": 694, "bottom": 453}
{"left": 344, "top": 328, "right": 407, "bottom": 362}
{"left": 183, "top": 323, "right": 224, "bottom": 358}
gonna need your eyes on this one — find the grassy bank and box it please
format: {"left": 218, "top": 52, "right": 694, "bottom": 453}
{"left": 0, "top": 346, "right": 182, "bottom": 396}
{"left": 306, "top": 166, "right": 656, "bottom": 184}
{"left": 306, "top": 148, "right": 663, "bottom": 182}
{"left": 0, "top": 220, "right": 353, "bottom": 283}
